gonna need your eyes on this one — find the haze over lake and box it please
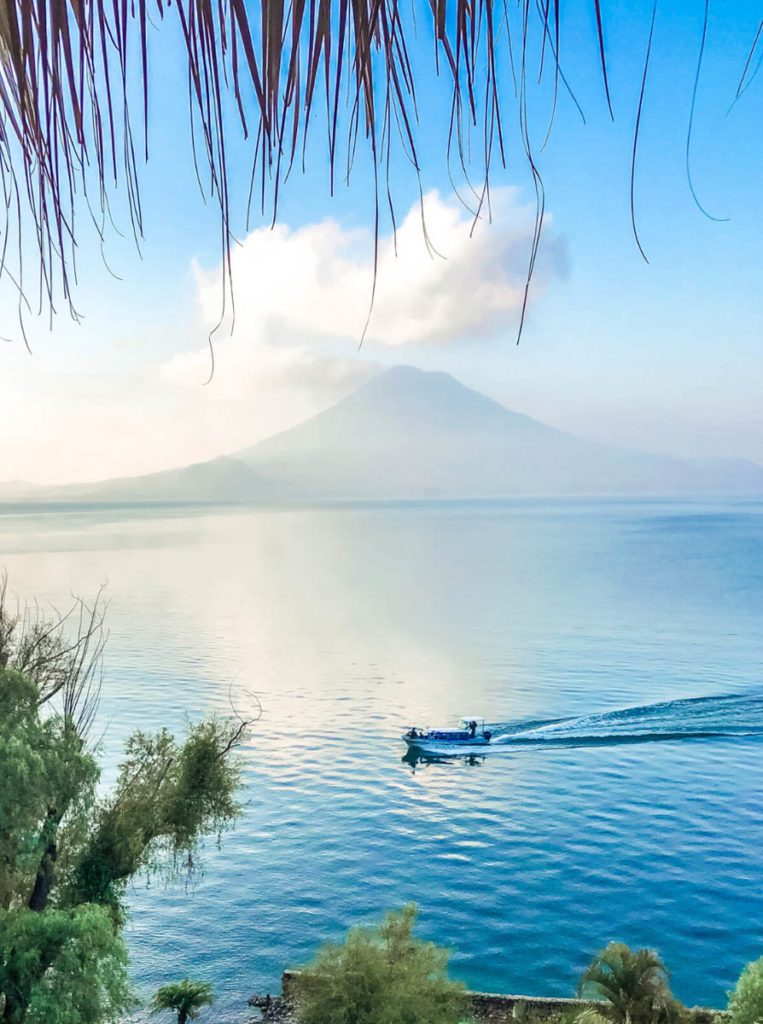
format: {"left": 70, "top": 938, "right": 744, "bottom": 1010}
{"left": 2, "top": 498, "right": 762, "bottom": 1021}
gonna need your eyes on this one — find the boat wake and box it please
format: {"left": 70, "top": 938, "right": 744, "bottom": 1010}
{"left": 489, "top": 692, "right": 763, "bottom": 749}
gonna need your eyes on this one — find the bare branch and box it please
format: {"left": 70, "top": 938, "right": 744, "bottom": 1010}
{"left": 0, "top": 572, "right": 107, "bottom": 740}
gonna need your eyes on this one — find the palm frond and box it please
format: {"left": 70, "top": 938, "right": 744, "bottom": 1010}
{"left": 150, "top": 978, "right": 214, "bottom": 1018}
{"left": 0, "top": 1, "right": 752, "bottom": 344}
{"left": 579, "top": 943, "right": 671, "bottom": 1024}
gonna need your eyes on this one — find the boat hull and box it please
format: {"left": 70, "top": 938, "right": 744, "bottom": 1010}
{"left": 402, "top": 734, "right": 491, "bottom": 751}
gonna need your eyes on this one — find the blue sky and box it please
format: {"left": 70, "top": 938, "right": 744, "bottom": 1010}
{"left": 1, "top": 0, "right": 762, "bottom": 483}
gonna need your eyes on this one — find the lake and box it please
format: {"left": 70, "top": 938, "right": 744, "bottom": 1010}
{"left": 2, "top": 499, "right": 762, "bottom": 1019}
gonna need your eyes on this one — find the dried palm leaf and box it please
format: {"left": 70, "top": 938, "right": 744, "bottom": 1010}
{"left": 0, "top": 1, "right": 742, "bottom": 350}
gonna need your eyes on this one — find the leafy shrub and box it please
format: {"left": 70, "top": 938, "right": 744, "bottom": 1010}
{"left": 291, "top": 904, "right": 467, "bottom": 1024}
{"left": 728, "top": 957, "right": 763, "bottom": 1024}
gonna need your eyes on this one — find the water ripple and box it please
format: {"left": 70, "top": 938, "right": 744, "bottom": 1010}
{"left": 1, "top": 500, "right": 763, "bottom": 1021}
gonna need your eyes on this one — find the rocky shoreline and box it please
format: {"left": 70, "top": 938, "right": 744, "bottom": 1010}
{"left": 248, "top": 993, "right": 294, "bottom": 1024}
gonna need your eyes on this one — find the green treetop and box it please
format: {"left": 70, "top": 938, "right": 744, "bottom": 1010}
{"left": 727, "top": 956, "right": 763, "bottom": 1024}
{"left": 291, "top": 904, "right": 466, "bottom": 1024}
{"left": 578, "top": 943, "right": 673, "bottom": 1024}
{"left": 0, "top": 576, "right": 250, "bottom": 1024}
{"left": 150, "top": 979, "right": 215, "bottom": 1024}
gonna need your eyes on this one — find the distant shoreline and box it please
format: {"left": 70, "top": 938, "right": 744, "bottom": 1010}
{"left": 3, "top": 494, "right": 763, "bottom": 516}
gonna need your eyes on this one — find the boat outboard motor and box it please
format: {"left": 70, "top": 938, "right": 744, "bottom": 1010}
{"left": 484, "top": 731, "right": 492, "bottom": 741}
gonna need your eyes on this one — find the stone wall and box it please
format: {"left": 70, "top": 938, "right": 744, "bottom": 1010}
{"left": 277, "top": 971, "right": 726, "bottom": 1024}
{"left": 470, "top": 991, "right": 601, "bottom": 1021}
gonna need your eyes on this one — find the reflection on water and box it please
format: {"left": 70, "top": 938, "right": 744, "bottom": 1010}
{"left": 402, "top": 750, "right": 488, "bottom": 771}
{"left": 1, "top": 498, "right": 763, "bottom": 1019}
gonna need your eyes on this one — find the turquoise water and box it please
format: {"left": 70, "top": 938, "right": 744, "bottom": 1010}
{"left": 2, "top": 499, "right": 763, "bottom": 1018}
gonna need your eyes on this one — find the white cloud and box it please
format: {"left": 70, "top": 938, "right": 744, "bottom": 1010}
{"left": 1, "top": 188, "right": 563, "bottom": 484}
{"left": 162, "top": 187, "right": 564, "bottom": 390}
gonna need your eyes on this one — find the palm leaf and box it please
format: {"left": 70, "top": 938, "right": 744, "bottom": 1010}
{"left": 0, "top": 1, "right": 753, "bottom": 342}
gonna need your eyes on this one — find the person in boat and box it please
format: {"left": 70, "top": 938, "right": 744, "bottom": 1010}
{"left": 468, "top": 720, "right": 477, "bottom": 738}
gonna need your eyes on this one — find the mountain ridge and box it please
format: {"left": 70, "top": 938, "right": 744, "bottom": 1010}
{"left": 4, "top": 366, "right": 763, "bottom": 503}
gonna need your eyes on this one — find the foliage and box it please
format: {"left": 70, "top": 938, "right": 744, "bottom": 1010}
{"left": 578, "top": 943, "right": 672, "bottom": 1024}
{"left": 69, "top": 718, "right": 245, "bottom": 912}
{"left": 0, "top": 904, "right": 129, "bottom": 1024}
{"left": 570, "top": 1008, "right": 611, "bottom": 1024}
{"left": 727, "top": 956, "right": 763, "bottom": 1024}
{"left": 0, "top": 577, "right": 250, "bottom": 1024}
{"left": 150, "top": 979, "right": 214, "bottom": 1024}
{"left": 292, "top": 904, "right": 467, "bottom": 1024}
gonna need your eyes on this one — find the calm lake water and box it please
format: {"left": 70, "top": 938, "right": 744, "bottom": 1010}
{"left": 2, "top": 499, "right": 763, "bottom": 1019}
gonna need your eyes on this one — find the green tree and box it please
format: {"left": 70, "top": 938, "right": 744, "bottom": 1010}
{"left": 0, "top": 577, "right": 250, "bottom": 1024}
{"left": 150, "top": 979, "right": 214, "bottom": 1024}
{"left": 578, "top": 943, "right": 672, "bottom": 1024}
{"left": 291, "top": 904, "right": 466, "bottom": 1024}
{"left": 728, "top": 956, "right": 763, "bottom": 1024}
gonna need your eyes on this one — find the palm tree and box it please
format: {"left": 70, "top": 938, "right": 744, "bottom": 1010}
{"left": 150, "top": 979, "right": 214, "bottom": 1024}
{"left": 578, "top": 943, "right": 672, "bottom": 1024}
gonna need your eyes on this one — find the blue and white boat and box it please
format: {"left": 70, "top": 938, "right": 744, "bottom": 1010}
{"left": 402, "top": 717, "right": 493, "bottom": 752}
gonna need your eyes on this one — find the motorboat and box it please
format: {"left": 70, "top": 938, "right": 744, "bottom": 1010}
{"left": 402, "top": 716, "right": 492, "bottom": 752}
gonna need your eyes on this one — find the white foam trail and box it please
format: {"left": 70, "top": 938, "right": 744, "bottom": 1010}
{"left": 490, "top": 692, "right": 763, "bottom": 748}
